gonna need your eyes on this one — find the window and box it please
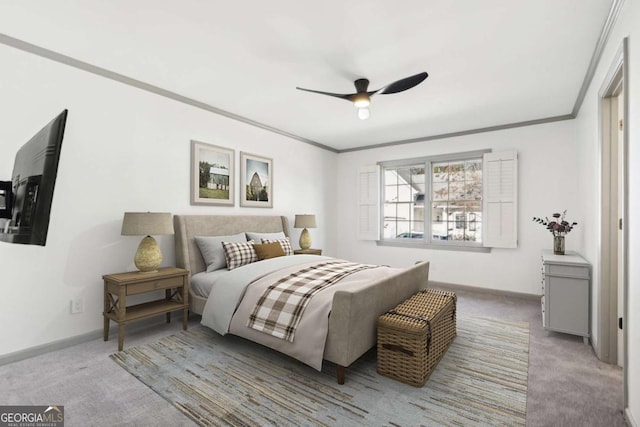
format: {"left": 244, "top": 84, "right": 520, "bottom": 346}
{"left": 431, "top": 158, "right": 483, "bottom": 243}
{"left": 358, "top": 150, "right": 517, "bottom": 250}
{"left": 383, "top": 165, "right": 425, "bottom": 239}
{"left": 380, "top": 151, "right": 485, "bottom": 248}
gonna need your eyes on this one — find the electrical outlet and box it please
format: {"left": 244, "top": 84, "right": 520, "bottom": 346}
{"left": 70, "top": 298, "right": 84, "bottom": 314}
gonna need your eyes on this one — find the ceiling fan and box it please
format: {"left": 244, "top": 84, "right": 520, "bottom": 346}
{"left": 296, "top": 71, "right": 428, "bottom": 120}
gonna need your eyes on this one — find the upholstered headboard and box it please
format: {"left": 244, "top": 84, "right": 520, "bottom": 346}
{"left": 173, "top": 215, "right": 290, "bottom": 276}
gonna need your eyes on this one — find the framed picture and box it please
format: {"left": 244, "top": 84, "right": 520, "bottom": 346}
{"left": 240, "top": 152, "right": 273, "bottom": 208}
{"left": 190, "top": 140, "right": 234, "bottom": 206}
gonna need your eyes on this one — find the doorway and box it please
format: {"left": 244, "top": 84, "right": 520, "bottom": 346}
{"left": 598, "top": 36, "right": 628, "bottom": 402}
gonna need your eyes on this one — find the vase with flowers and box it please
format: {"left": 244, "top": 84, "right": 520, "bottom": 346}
{"left": 532, "top": 210, "right": 578, "bottom": 255}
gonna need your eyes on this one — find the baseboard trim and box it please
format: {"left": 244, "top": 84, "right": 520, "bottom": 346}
{"left": 0, "top": 313, "right": 189, "bottom": 367}
{"left": 0, "top": 329, "right": 103, "bottom": 367}
{"left": 428, "top": 280, "right": 539, "bottom": 300}
{"left": 626, "top": 408, "right": 638, "bottom": 427}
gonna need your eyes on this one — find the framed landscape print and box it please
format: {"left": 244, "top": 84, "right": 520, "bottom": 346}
{"left": 240, "top": 152, "right": 273, "bottom": 208}
{"left": 190, "top": 140, "right": 234, "bottom": 206}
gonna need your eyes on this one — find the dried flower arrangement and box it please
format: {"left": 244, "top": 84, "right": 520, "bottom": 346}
{"left": 532, "top": 210, "right": 578, "bottom": 237}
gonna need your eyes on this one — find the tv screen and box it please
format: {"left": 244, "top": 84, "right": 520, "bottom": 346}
{"left": 0, "top": 109, "right": 68, "bottom": 246}
{"left": 0, "top": 181, "right": 11, "bottom": 219}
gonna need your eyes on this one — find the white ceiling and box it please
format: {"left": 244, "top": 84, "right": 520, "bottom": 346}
{"left": 0, "top": 1, "right": 614, "bottom": 151}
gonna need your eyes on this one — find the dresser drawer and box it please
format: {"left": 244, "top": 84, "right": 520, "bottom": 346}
{"left": 127, "top": 275, "right": 184, "bottom": 295}
{"left": 544, "top": 264, "right": 589, "bottom": 279}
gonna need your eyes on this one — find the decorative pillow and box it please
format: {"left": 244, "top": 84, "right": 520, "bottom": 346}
{"left": 261, "top": 238, "right": 293, "bottom": 256}
{"left": 195, "top": 233, "right": 247, "bottom": 272}
{"left": 246, "top": 231, "right": 286, "bottom": 242}
{"left": 253, "top": 242, "right": 286, "bottom": 260}
{"left": 222, "top": 240, "right": 258, "bottom": 270}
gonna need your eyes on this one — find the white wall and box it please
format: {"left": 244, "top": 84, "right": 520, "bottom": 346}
{"left": 575, "top": 0, "right": 639, "bottom": 421}
{"left": 335, "top": 120, "right": 581, "bottom": 295}
{"left": 0, "top": 44, "right": 337, "bottom": 357}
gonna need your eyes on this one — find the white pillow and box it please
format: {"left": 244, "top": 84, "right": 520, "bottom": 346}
{"left": 221, "top": 240, "right": 258, "bottom": 270}
{"left": 245, "top": 231, "right": 286, "bottom": 242}
{"left": 261, "top": 238, "right": 293, "bottom": 256}
{"left": 195, "top": 233, "right": 247, "bottom": 272}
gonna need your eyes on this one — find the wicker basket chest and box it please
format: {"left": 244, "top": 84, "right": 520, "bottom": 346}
{"left": 377, "top": 288, "right": 457, "bottom": 387}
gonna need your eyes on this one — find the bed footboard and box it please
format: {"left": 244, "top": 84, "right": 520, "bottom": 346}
{"left": 324, "top": 261, "right": 430, "bottom": 384}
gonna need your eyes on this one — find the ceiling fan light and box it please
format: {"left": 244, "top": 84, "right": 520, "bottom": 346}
{"left": 353, "top": 94, "right": 370, "bottom": 108}
{"left": 358, "top": 107, "right": 370, "bottom": 120}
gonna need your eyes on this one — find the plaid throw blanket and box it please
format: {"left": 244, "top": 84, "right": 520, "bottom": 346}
{"left": 247, "top": 260, "right": 378, "bottom": 342}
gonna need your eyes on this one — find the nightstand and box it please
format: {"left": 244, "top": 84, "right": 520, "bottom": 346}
{"left": 294, "top": 248, "right": 323, "bottom": 255}
{"left": 103, "top": 267, "right": 189, "bottom": 351}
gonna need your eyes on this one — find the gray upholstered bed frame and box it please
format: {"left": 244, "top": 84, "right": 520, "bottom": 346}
{"left": 173, "top": 214, "right": 429, "bottom": 384}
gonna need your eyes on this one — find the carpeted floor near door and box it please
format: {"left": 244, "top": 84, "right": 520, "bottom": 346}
{"left": 111, "top": 316, "right": 529, "bottom": 427}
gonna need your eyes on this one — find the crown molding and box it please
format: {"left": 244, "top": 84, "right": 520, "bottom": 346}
{"left": 0, "top": 32, "right": 337, "bottom": 153}
{"left": 337, "top": 114, "right": 574, "bottom": 153}
{"left": 571, "top": 0, "right": 626, "bottom": 116}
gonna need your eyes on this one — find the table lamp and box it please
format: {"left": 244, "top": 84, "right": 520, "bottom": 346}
{"left": 121, "top": 212, "right": 173, "bottom": 272}
{"left": 294, "top": 214, "right": 316, "bottom": 250}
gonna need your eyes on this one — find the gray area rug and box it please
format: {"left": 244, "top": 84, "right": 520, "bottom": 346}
{"left": 111, "top": 317, "right": 529, "bottom": 426}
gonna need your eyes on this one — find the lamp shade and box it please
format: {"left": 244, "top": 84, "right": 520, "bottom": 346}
{"left": 294, "top": 214, "right": 316, "bottom": 229}
{"left": 121, "top": 212, "right": 173, "bottom": 236}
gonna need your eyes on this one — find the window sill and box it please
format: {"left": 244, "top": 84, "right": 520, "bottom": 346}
{"left": 376, "top": 239, "right": 492, "bottom": 253}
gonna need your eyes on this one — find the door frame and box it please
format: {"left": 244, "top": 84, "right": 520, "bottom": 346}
{"left": 597, "top": 37, "right": 629, "bottom": 407}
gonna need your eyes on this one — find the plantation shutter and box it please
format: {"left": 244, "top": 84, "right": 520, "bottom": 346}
{"left": 483, "top": 151, "right": 518, "bottom": 248}
{"left": 358, "top": 165, "right": 380, "bottom": 240}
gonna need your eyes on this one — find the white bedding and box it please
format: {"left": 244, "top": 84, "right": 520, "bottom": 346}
{"left": 200, "top": 255, "right": 401, "bottom": 370}
{"left": 190, "top": 269, "right": 230, "bottom": 298}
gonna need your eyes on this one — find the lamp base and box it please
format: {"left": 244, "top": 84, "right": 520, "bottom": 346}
{"left": 299, "top": 228, "right": 312, "bottom": 250}
{"left": 134, "top": 235, "right": 162, "bottom": 272}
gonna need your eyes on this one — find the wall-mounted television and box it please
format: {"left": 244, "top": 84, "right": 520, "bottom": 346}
{"left": 0, "top": 109, "right": 68, "bottom": 246}
{"left": 0, "top": 180, "right": 12, "bottom": 219}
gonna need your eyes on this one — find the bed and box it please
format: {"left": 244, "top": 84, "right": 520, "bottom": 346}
{"left": 174, "top": 214, "right": 429, "bottom": 384}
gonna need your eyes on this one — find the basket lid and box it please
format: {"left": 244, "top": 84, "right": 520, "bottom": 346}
{"left": 378, "top": 289, "right": 455, "bottom": 332}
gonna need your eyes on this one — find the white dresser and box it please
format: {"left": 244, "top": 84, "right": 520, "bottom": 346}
{"left": 541, "top": 250, "right": 590, "bottom": 344}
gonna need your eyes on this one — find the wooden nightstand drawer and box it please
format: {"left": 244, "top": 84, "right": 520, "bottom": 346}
{"left": 127, "top": 275, "right": 184, "bottom": 295}
{"left": 294, "top": 248, "right": 322, "bottom": 255}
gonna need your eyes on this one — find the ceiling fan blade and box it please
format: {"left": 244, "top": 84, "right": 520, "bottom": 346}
{"left": 375, "top": 72, "right": 429, "bottom": 95}
{"left": 295, "top": 87, "right": 353, "bottom": 101}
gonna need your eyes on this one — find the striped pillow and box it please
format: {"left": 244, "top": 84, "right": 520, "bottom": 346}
{"left": 221, "top": 240, "right": 258, "bottom": 270}
{"left": 262, "top": 238, "right": 293, "bottom": 256}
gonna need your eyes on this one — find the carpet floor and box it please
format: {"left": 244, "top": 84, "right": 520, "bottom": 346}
{"left": 111, "top": 316, "right": 529, "bottom": 427}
